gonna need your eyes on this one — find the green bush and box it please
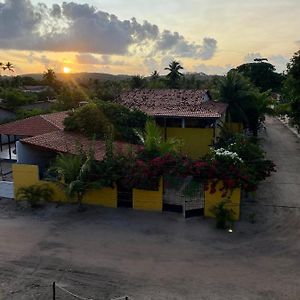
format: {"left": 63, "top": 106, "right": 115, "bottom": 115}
{"left": 212, "top": 201, "right": 234, "bottom": 229}
{"left": 215, "top": 133, "right": 265, "bottom": 162}
{"left": 63, "top": 101, "right": 148, "bottom": 143}
{"left": 16, "top": 184, "right": 53, "bottom": 208}
{"left": 64, "top": 103, "right": 112, "bottom": 139}
{"left": 99, "top": 100, "right": 147, "bottom": 143}
{"left": 0, "top": 87, "right": 37, "bottom": 110}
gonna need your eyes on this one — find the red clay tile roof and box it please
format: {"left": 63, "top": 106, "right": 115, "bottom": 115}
{"left": 21, "top": 130, "right": 137, "bottom": 161}
{"left": 0, "top": 111, "right": 67, "bottom": 136}
{"left": 41, "top": 111, "right": 67, "bottom": 130}
{"left": 115, "top": 89, "right": 227, "bottom": 118}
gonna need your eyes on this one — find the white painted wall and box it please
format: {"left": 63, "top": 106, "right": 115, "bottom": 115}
{"left": 0, "top": 181, "right": 14, "bottom": 198}
{"left": 17, "top": 141, "right": 56, "bottom": 176}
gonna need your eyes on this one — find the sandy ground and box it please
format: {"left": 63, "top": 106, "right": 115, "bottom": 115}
{"left": 0, "top": 117, "right": 300, "bottom": 300}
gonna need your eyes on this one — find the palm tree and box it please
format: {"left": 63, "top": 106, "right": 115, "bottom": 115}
{"left": 165, "top": 61, "right": 184, "bottom": 88}
{"left": 150, "top": 70, "right": 160, "bottom": 80}
{"left": 218, "top": 71, "right": 254, "bottom": 124}
{"left": 0, "top": 61, "right": 14, "bottom": 73}
{"left": 16, "top": 184, "right": 53, "bottom": 208}
{"left": 48, "top": 149, "right": 99, "bottom": 210}
{"left": 218, "top": 70, "right": 271, "bottom": 136}
{"left": 135, "top": 120, "right": 182, "bottom": 159}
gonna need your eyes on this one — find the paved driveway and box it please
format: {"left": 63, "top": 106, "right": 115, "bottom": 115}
{"left": 0, "top": 117, "right": 299, "bottom": 300}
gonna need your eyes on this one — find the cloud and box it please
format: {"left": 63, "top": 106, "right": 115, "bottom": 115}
{"left": 199, "top": 38, "right": 218, "bottom": 60}
{"left": 0, "top": 0, "right": 217, "bottom": 61}
{"left": 194, "top": 63, "right": 233, "bottom": 75}
{"left": 244, "top": 52, "right": 288, "bottom": 72}
{"left": 50, "top": 4, "right": 61, "bottom": 18}
{"left": 76, "top": 53, "right": 102, "bottom": 64}
{"left": 76, "top": 53, "right": 125, "bottom": 65}
{"left": 143, "top": 57, "right": 159, "bottom": 73}
{"left": 0, "top": 0, "right": 158, "bottom": 54}
{"left": 155, "top": 31, "right": 217, "bottom": 60}
{"left": 269, "top": 55, "right": 289, "bottom": 73}
{"left": 26, "top": 52, "right": 62, "bottom": 71}
{"left": 0, "top": 0, "right": 41, "bottom": 39}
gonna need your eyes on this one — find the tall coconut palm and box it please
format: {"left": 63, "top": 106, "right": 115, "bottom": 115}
{"left": 218, "top": 70, "right": 271, "bottom": 136}
{"left": 218, "top": 71, "right": 254, "bottom": 124}
{"left": 0, "top": 61, "right": 14, "bottom": 73}
{"left": 165, "top": 61, "right": 184, "bottom": 88}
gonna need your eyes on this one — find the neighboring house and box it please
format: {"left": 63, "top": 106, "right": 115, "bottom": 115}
{"left": 18, "top": 131, "right": 133, "bottom": 175}
{"left": 0, "top": 111, "right": 67, "bottom": 160}
{"left": 0, "top": 111, "right": 133, "bottom": 174}
{"left": 115, "top": 89, "right": 227, "bottom": 158}
{"left": 19, "top": 100, "right": 56, "bottom": 111}
{"left": 0, "top": 108, "right": 17, "bottom": 151}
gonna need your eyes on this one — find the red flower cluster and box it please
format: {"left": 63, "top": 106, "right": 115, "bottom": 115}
{"left": 128, "top": 152, "right": 276, "bottom": 193}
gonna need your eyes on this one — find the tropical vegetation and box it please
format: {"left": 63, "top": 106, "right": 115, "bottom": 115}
{"left": 63, "top": 101, "right": 148, "bottom": 143}
{"left": 217, "top": 70, "right": 274, "bottom": 136}
{"left": 282, "top": 50, "right": 300, "bottom": 129}
{"left": 165, "top": 60, "right": 184, "bottom": 88}
{"left": 48, "top": 120, "right": 275, "bottom": 198}
{"left": 16, "top": 184, "right": 53, "bottom": 208}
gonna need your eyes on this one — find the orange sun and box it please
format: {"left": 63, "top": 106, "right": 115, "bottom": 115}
{"left": 63, "top": 66, "right": 71, "bottom": 74}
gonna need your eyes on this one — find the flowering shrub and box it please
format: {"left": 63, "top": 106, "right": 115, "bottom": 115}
{"left": 216, "top": 134, "right": 265, "bottom": 162}
{"left": 128, "top": 143, "right": 275, "bottom": 193}
{"left": 211, "top": 148, "right": 244, "bottom": 164}
{"left": 62, "top": 132, "right": 276, "bottom": 194}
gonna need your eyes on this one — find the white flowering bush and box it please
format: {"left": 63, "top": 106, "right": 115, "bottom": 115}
{"left": 211, "top": 148, "right": 244, "bottom": 164}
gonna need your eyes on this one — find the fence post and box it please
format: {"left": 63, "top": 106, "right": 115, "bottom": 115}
{"left": 52, "top": 282, "right": 56, "bottom": 300}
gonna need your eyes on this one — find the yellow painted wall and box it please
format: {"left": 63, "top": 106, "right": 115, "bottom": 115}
{"left": 204, "top": 181, "right": 241, "bottom": 221}
{"left": 83, "top": 187, "right": 117, "bottom": 207}
{"left": 13, "top": 164, "right": 117, "bottom": 207}
{"left": 166, "top": 128, "right": 214, "bottom": 159}
{"left": 13, "top": 164, "right": 40, "bottom": 193}
{"left": 225, "top": 122, "right": 244, "bottom": 134}
{"left": 133, "top": 178, "right": 163, "bottom": 212}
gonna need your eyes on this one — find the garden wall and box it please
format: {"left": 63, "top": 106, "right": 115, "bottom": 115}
{"left": 204, "top": 181, "right": 241, "bottom": 221}
{"left": 13, "top": 164, "right": 117, "bottom": 207}
{"left": 133, "top": 177, "right": 163, "bottom": 212}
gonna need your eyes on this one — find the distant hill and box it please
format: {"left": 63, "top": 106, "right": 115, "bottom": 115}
{"left": 22, "top": 72, "right": 131, "bottom": 82}
{"left": 2, "top": 71, "right": 221, "bottom": 84}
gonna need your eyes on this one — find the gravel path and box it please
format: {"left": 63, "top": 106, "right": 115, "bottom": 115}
{"left": 0, "top": 117, "right": 299, "bottom": 300}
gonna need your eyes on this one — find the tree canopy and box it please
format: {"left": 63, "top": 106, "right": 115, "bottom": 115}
{"left": 217, "top": 70, "right": 272, "bottom": 136}
{"left": 63, "top": 102, "right": 148, "bottom": 143}
{"left": 235, "top": 62, "right": 283, "bottom": 92}
{"left": 283, "top": 50, "right": 300, "bottom": 127}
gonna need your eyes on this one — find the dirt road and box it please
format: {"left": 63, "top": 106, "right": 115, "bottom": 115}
{"left": 0, "top": 117, "right": 299, "bottom": 300}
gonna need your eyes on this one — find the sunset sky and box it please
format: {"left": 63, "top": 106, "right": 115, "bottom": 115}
{"left": 0, "top": 0, "right": 299, "bottom": 75}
